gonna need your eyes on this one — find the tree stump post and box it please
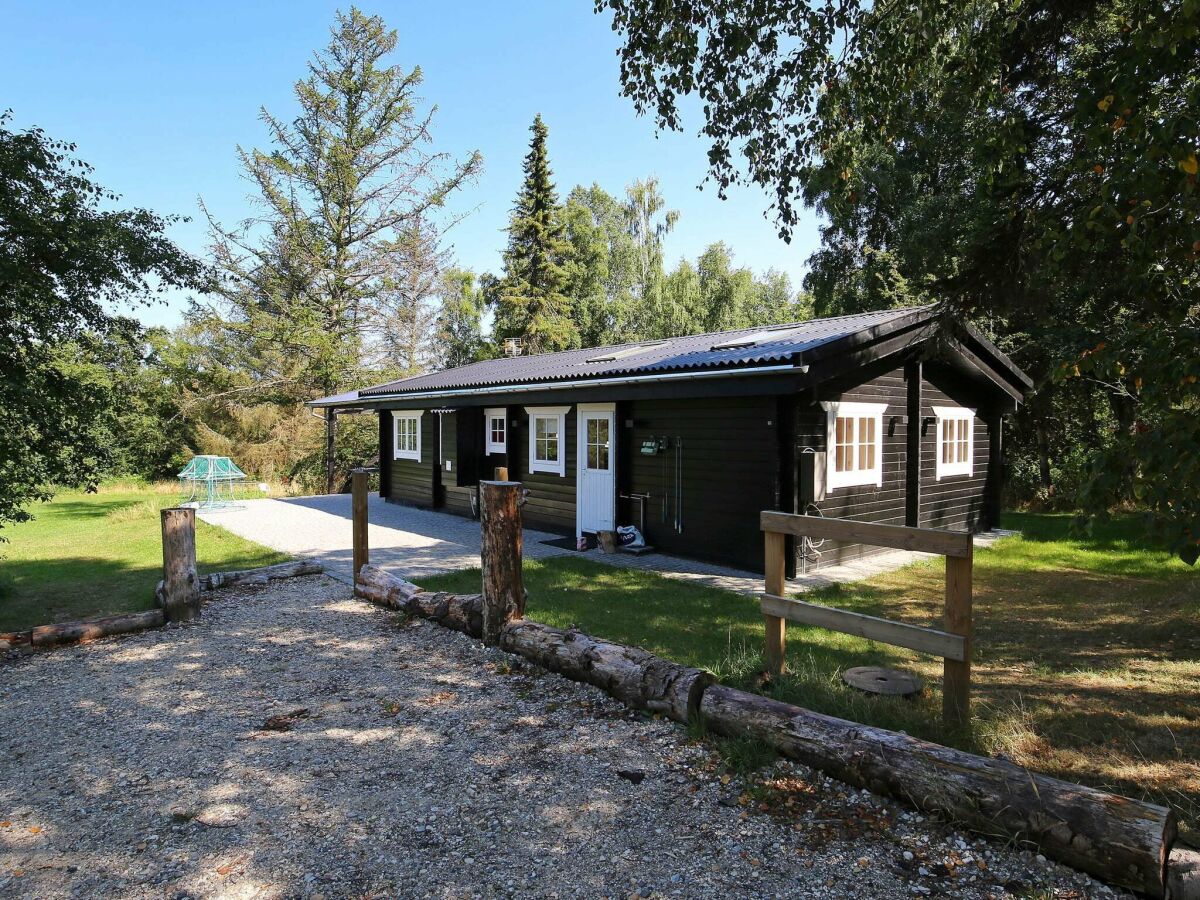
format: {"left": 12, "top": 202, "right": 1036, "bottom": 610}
{"left": 352, "top": 468, "right": 369, "bottom": 592}
{"left": 943, "top": 544, "right": 973, "bottom": 726}
{"left": 160, "top": 507, "right": 200, "bottom": 623}
{"left": 480, "top": 480, "right": 525, "bottom": 646}
{"left": 764, "top": 530, "right": 787, "bottom": 676}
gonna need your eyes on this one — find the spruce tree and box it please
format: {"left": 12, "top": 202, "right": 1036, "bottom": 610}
{"left": 493, "top": 115, "right": 578, "bottom": 354}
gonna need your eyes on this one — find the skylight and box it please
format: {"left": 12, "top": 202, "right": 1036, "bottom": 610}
{"left": 585, "top": 340, "right": 668, "bottom": 363}
{"left": 710, "top": 324, "right": 807, "bottom": 351}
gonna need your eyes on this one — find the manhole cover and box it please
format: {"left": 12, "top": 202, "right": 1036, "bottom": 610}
{"left": 842, "top": 666, "right": 924, "bottom": 697}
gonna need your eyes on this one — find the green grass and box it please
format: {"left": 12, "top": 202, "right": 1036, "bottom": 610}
{"left": 424, "top": 512, "right": 1200, "bottom": 835}
{"left": 0, "top": 489, "right": 290, "bottom": 632}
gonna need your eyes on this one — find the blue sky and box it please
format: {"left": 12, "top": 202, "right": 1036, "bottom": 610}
{"left": 2, "top": 1, "right": 820, "bottom": 329}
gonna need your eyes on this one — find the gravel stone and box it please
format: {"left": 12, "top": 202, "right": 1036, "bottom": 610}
{"left": 0, "top": 576, "right": 1129, "bottom": 898}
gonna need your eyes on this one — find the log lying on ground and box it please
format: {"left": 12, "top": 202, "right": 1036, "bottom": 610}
{"left": 156, "top": 560, "right": 326, "bottom": 606}
{"left": 700, "top": 684, "right": 1176, "bottom": 898}
{"left": 356, "top": 565, "right": 483, "bottom": 638}
{"left": 200, "top": 559, "right": 325, "bottom": 591}
{"left": 500, "top": 620, "right": 713, "bottom": 724}
{"left": 30, "top": 609, "right": 166, "bottom": 648}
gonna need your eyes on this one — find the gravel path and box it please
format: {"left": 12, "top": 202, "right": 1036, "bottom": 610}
{"left": 1, "top": 577, "right": 1122, "bottom": 899}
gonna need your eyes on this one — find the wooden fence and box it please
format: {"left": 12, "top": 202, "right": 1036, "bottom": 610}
{"left": 760, "top": 510, "right": 973, "bottom": 726}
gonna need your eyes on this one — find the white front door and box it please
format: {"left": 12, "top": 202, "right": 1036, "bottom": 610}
{"left": 577, "top": 404, "right": 616, "bottom": 535}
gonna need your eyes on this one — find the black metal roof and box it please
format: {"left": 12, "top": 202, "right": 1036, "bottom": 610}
{"left": 351, "top": 307, "right": 928, "bottom": 399}
{"left": 312, "top": 304, "right": 1032, "bottom": 409}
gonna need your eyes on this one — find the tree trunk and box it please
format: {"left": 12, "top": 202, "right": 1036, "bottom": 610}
{"left": 500, "top": 620, "right": 713, "bottom": 724}
{"left": 31, "top": 610, "right": 165, "bottom": 648}
{"left": 160, "top": 508, "right": 200, "bottom": 623}
{"left": 1035, "top": 419, "right": 1053, "bottom": 491}
{"left": 479, "top": 481, "right": 525, "bottom": 646}
{"left": 699, "top": 684, "right": 1176, "bottom": 897}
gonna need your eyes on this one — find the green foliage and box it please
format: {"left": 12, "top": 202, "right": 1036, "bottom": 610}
{"left": 436, "top": 268, "right": 490, "bottom": 368}
{"left": 599, "top": 0, "right": 1200, "bottom": 560}
{"left": 493, "top": 115, "right": 579, "bottom": 354}
{"left": 0, "top": 111, "right": 205, "bottom": 533}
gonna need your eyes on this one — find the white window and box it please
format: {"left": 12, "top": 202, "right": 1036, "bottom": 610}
{"left": 391, "top": 411, "right": 422, "bottom": 462}
{"left": 485, "top": 407, "right": 507, "bottom": 454}
{"left": 934, "top": 406, "right": 975, "bottom": 479}
{"left": 525, "top": 406, "right": 569, "bottom": 476}
{"left": 821, "top": 401, "right": 887, "bottom": 490}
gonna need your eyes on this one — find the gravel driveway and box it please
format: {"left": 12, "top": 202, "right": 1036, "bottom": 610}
{"left": 199, "top": 495, "right": 572, "bottom": 585}
{"left": 0, "top": 577, "right": 1120, "bottom": 899}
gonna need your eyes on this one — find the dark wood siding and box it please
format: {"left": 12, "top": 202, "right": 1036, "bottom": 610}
{"left": 386, "top": 411, "right": 436, "bottom": 507}
{"left": 796, "top": 361, "right": 996, "bottom": 570}
{"left": 800, "top": 368, "right": 910, "bottom": 570}
{"left": 624, "top": 396, "right": 779, "bottom": 571}
{"left": 519, "top": 407, "right": 577, "bottom": 535}
{"left": 919, "top": 364, "right": 992, "bottom": 532}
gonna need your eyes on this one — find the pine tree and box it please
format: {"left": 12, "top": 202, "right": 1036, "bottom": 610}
{"left": 493, "top": 115, "right": 578, "bottom": 354}
{"left": 196, "top": 8, "right": 480, "bottom": 490}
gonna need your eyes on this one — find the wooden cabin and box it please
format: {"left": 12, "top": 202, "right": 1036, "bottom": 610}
{"left": 314, "top": 306, "right": 1031, "bottom": 575}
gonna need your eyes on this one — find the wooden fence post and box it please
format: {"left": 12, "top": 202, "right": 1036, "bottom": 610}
{"left": 352, "top": 469, "right": 369, "bottom": 592}
{"left": 161, "top": 507, "right": 200, "bottom": 623}
{"left": 764, "top": 529, "right": 787, "bottom": 676}
{"left": 943, "top": 544, "right": 973, "bottom": 726}
{"left": 479, "top": 480, "right": 525, "bottom": 646}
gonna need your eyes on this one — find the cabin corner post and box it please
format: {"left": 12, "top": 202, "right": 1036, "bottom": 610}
{"left": 160, "top": 507, "right": 200, "bottom": 623}
{"left": 943, "top": 543, "right": 973, "bottom": 726}
{"left": 480, "top": 480, "right": 526, "bottom": 646}
{"left": 904, "top": 360, "right": 922, "bottom": 527}
{"left": 351, "top": 469, "right": 369, "bottom": 592}
{"left": 764, "top": 529, "right": 787, "bottom": 675}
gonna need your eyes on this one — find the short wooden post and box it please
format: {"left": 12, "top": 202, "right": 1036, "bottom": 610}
{"left": 943, "top": 544, "right": 973, "bottom": 726}
{"left": 480, "top": 480, "right": 525, "bottom": 646}
{"left": 160, "top": 507, "right": 200, "bottom": 623}
{"left": 764, "top": 529, "right": 787, "bottom": 676}
{"left": 494, "top": 466, "right": 509, "bottom": 481}
{"left": 352, "top": 469, "right": 369, "bottom": 591}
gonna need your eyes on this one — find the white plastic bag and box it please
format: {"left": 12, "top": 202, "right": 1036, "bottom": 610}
{"left": 616, "top": 525, "right": 645, "bottom": 548}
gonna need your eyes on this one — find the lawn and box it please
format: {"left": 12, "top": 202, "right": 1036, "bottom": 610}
{"left": 424, "top": 512, "right": 1200, "bottom": 836}
{"left": 0, "top": 487, "right": 290, "bottom": 632}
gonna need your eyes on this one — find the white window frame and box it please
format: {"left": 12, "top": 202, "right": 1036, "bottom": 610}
{"left": 525, "top": 406, "right": 569, "bottom": 476}
{"left": 485, "top": 407, "right": 507, "bottom": 455}
{"left": 934, "top": 406, "right": 975, "bottom": 480}
{"left": 821, "top": 400, "right": 887, "bottom": 490}
{"left": 391, "top": 410, "right": 422, "bottom": 462}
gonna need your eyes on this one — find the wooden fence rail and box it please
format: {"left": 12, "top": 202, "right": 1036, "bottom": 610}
{"left": 760, "top": 510, "right": 973, "bottom": 726}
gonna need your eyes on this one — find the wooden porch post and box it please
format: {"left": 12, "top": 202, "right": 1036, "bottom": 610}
{"left": 324, "top": 408, "right": 337, "bottom": 495}
{"left": 764, "top": 529, "right": 787, "bottom": 675}
{"left": 480, "top": 480, "right": 526, "bottom": 646}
